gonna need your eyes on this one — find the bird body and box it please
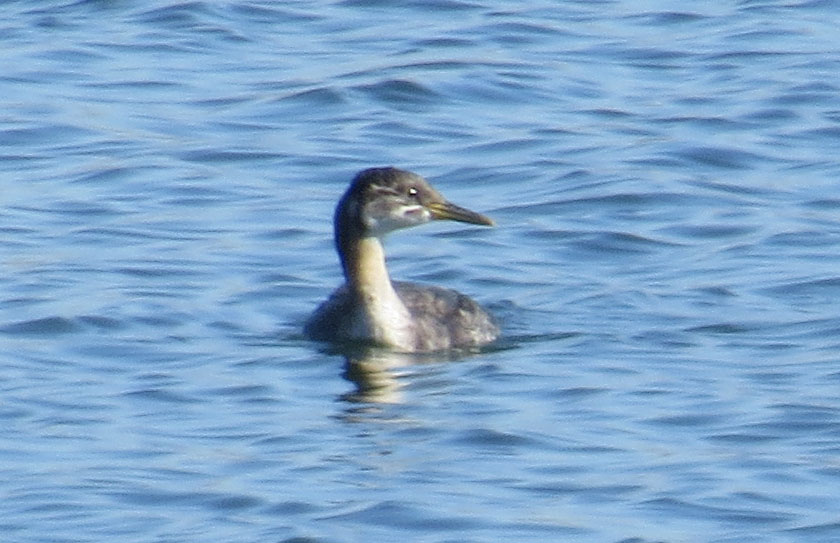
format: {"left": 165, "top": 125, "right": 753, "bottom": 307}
{"left": 305, "top": 167, "right": 498, "bottom": 352}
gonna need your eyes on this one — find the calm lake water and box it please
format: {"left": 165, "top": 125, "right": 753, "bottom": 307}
{"left": 3, "top": 1, "right": 840, "bottom": 542}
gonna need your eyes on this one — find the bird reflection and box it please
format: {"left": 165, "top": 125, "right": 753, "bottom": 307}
{"left": 337, "top": 347, "right": 467, "bottom": 405}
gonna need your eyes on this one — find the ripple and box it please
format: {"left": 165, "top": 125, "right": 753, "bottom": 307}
{"left": 122, "top": 388, "right": 199, "bottom": 404}
{"left": 647, "top": 413, "right": 725, "bottom": 427}
{"left": 77, "top": 316, "right": 124, "bottom": 330}
{"left": 322, "top": 500, "right": 482, "bottom": 531}
{"left": 131, "top": 2, "right": 223, "bottom": 29}
{"left": 499, "top": 191, "right": 707, "bottom": 216}
{"left": 70, "top": 166, "right": 141, "bottom": 185}
{"left": 766, "top": 230, "right": 836, "bottom": 248}
{"left": 178, "top": 148, "right": 288, "bottom": 163}
{"left": 341, "top": 0, "right": 480, "bottom": 10}
{"left": 0, "top": 316, "right": 79, "bottom": 336}
{"left": 762, "top": 277, "right": 840, "bottom": 299}
{"left": 643, "top": 497, "right": 794, "bottom": 524}
{"left": 664, "top": 224, "right": 758, "bottom": 240}
{"left": 685, "top": 323, "right": 756, "bottom": 335}
{"left": 671, "top": 145, "right": 769, "bottom": 170}
{"left": 571, "top": 231, "right": 679, "bottom": 256}
{"left": 449, "top": 427, "right": 540, "bottom": 448}
{"left": 354, "top": 79, "right": 438, "bottom": 108}
{"left": 804, "top": 198, "right": 840, "bottom": 210}
{"left": 0, "top": 124, "right": 95, "bottom": 148}
{"left": 742, "top": 107, "right": 800, "bottom": 123}
{"left": 785, "top": 521, "right": 840, "bottom": 537}
{"left": 276, "top": 86, "right": 346, "bottom": 107}
{"left": 627, "top": 11, "right": 708, "bottom": 25}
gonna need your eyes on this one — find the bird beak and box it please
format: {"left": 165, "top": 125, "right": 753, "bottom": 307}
{"left": 427, "top": 201, "right": 495, "bottom": 226}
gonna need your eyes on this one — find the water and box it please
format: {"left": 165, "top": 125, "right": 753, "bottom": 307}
{"left": 3, "top": 1, "right": 840, "bottom": 541}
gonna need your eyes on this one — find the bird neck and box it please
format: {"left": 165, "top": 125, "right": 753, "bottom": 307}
{"left": 338, "top": 234, "right": 415, "bottom": 350}
{"left": 335, "top": 202, "right": 398, "bottom": 298}
{"left": 342, "top": 235, "right": 393, "bottom": 295}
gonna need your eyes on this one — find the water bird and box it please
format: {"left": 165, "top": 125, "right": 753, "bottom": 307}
{"left": 305, "top": 167, "right": 499, "bottom": 352}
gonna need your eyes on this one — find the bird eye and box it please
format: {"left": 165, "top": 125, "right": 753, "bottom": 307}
{"left": 408, "top": 187, "right": 418, "bottom": 198}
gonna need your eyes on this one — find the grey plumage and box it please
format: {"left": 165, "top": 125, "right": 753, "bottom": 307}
{"left": 305, "top": 281, "right": 499, "bottom": 351}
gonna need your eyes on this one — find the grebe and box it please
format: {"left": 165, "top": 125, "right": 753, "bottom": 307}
{"left": 305, "top": 167, "right": 499, "bottom": 352}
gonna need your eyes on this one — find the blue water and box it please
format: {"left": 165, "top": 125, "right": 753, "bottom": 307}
{"left": 3, "top": 1, "right": 840, "bottom": 542}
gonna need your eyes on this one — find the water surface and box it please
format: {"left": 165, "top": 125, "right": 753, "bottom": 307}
{"left": 3, "top": 1, "right": 840, "bottom": 542}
